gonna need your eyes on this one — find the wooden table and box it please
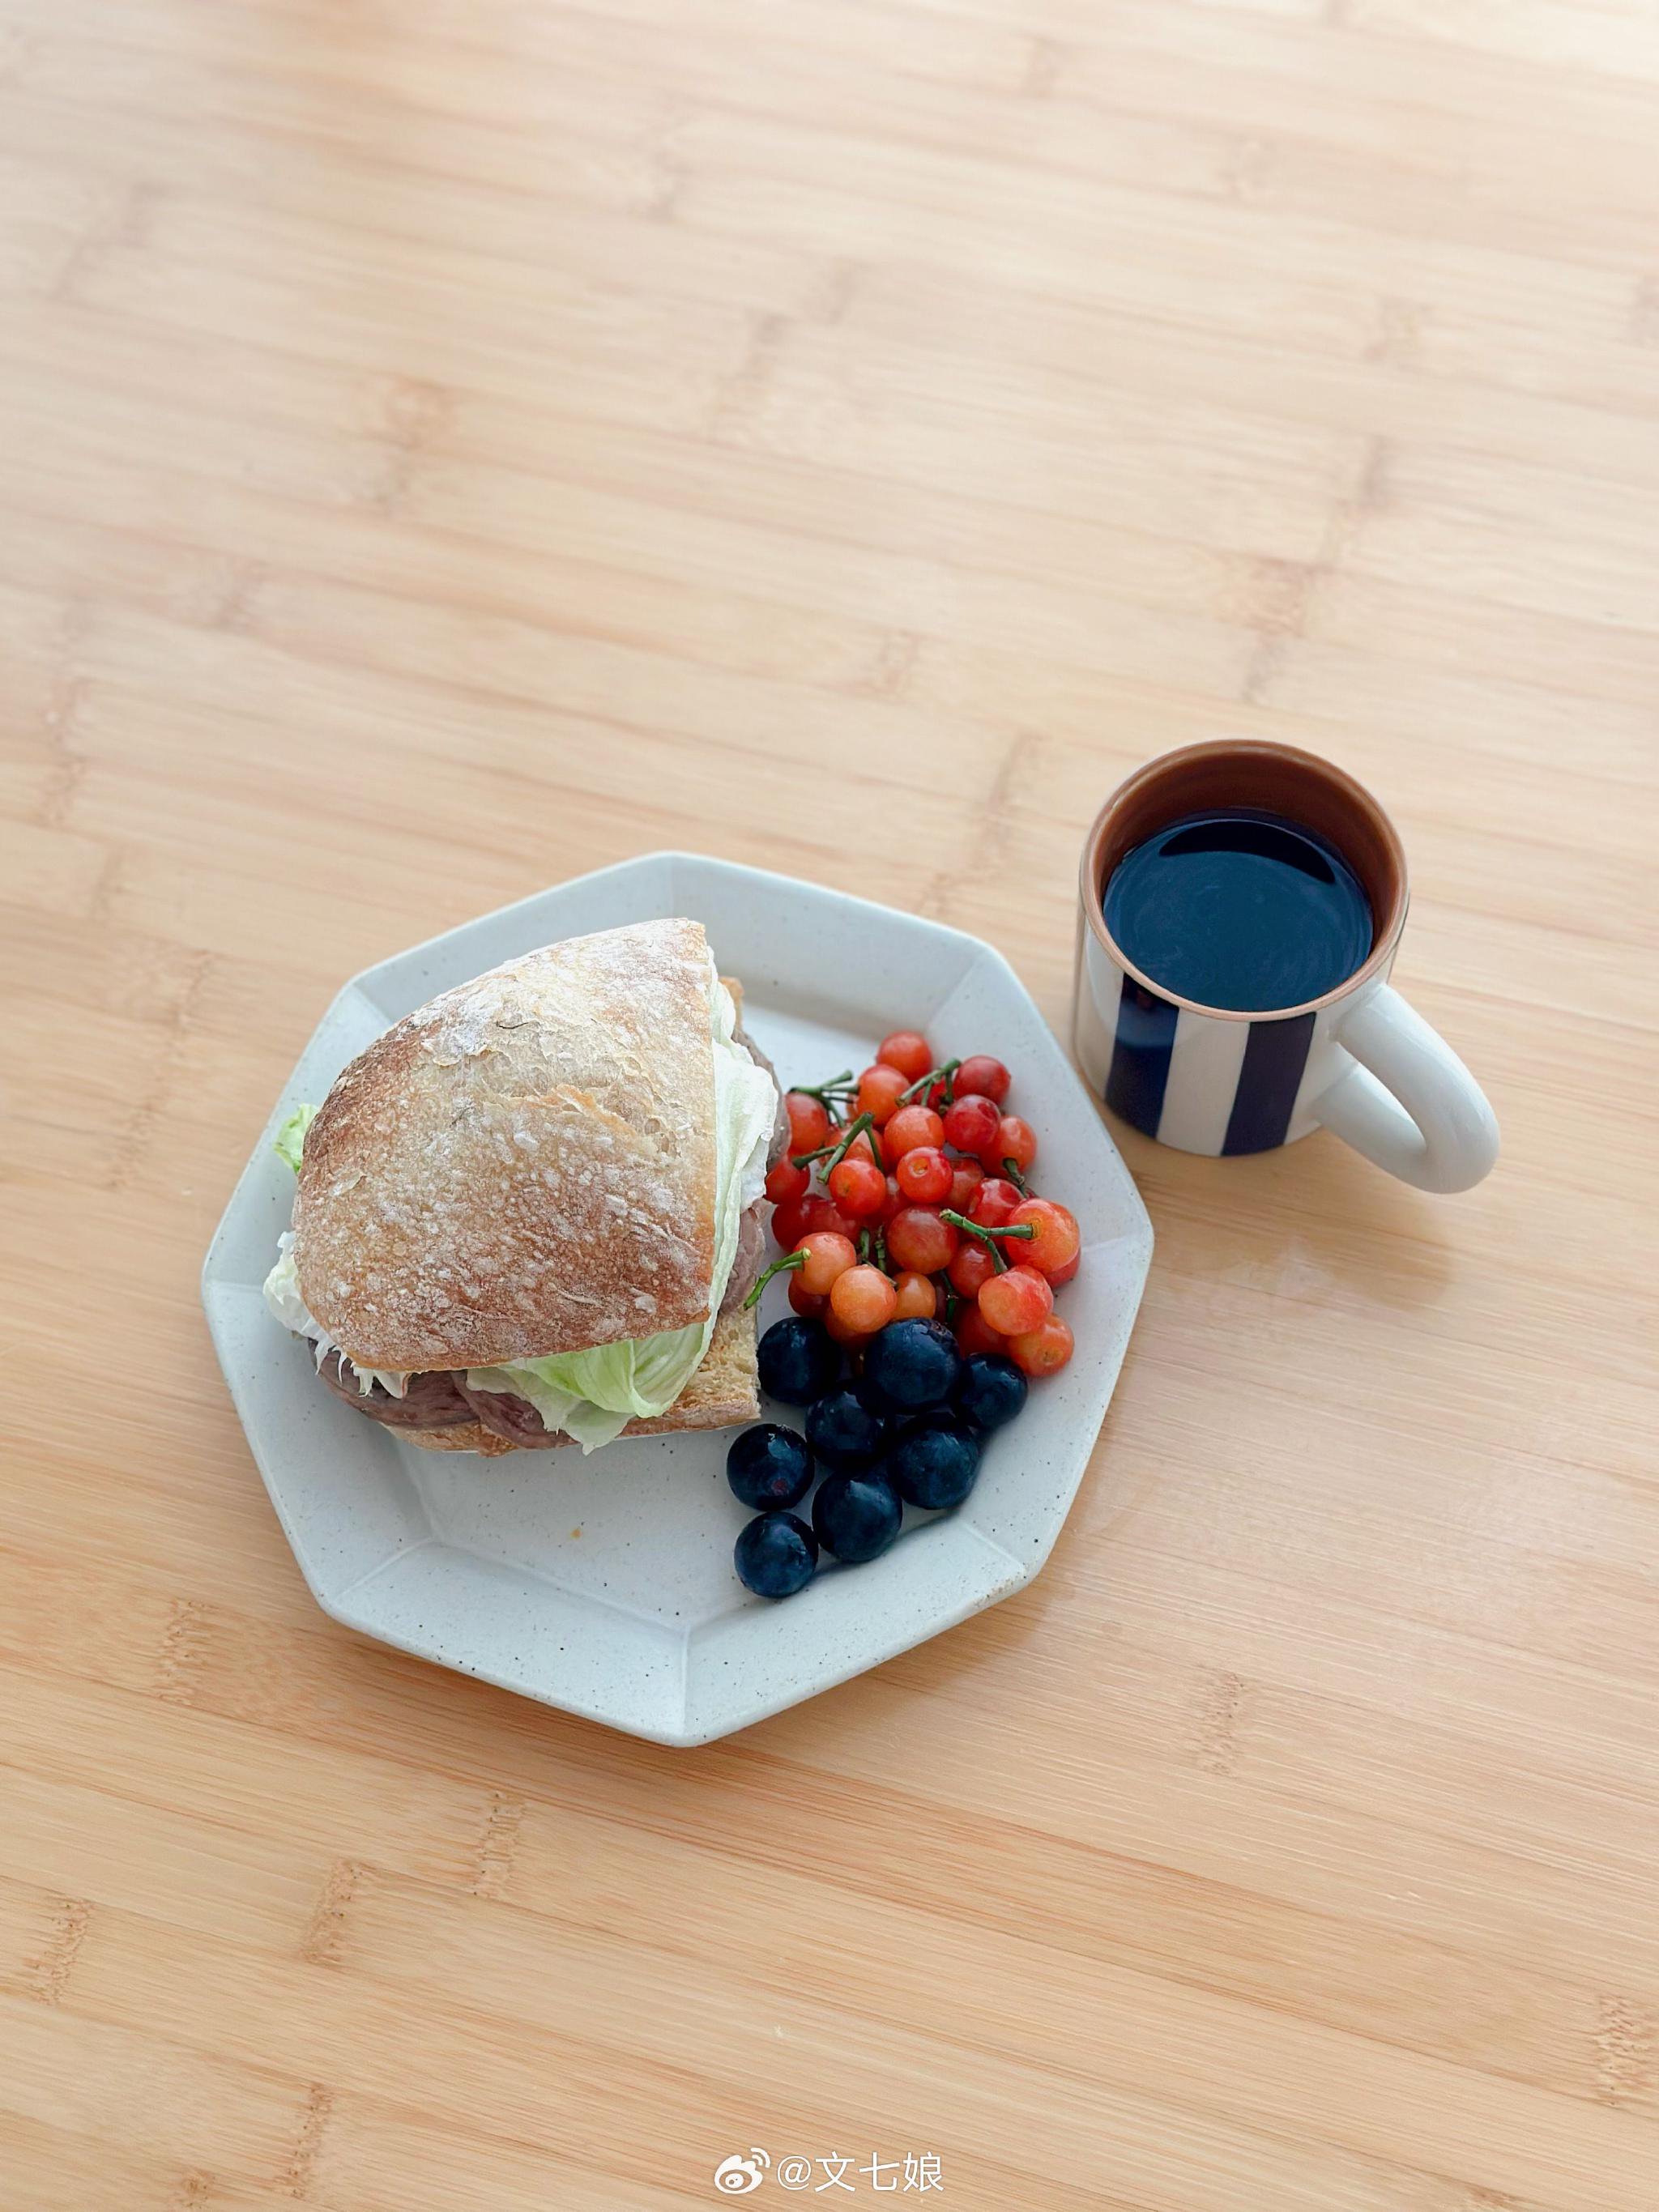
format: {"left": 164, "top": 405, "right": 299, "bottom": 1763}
{"left": 5, "top": 0, "right": 1657, "bottom": 2204}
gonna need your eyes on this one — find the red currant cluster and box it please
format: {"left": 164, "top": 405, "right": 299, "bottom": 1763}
{"left": 751, "top": 1029, "right": 1077, "bottom": 1379}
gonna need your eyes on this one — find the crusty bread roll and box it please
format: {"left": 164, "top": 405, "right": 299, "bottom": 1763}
{"left": 404, "top": 1306, "right": 760, "bottom": 1454}
{"left": 293, "top": 918, "right": 723, "bottom": 1376}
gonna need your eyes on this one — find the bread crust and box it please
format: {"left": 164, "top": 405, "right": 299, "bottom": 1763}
{"left": 295, "top": 919, "right": 720, "bottom": 1373}
{"left": 403, "top": 1307, "right": 759, "bottom": 1455}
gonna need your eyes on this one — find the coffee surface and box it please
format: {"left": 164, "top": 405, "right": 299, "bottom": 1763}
{"left": 1102, "top": 808, "right": 1373, "bottom": 1013}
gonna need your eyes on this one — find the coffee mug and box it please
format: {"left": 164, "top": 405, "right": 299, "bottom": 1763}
{"left": 1072, "top": 739, "right": 1499, "bottom": 1193}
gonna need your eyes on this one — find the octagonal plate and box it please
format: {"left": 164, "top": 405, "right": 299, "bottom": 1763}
{"left": 203, "top": 854, "right": 1153, "bottom": 1745}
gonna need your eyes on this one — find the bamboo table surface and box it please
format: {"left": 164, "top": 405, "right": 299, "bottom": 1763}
{"left": 3, "top": 0, "right": 1658, "bottom": 2205}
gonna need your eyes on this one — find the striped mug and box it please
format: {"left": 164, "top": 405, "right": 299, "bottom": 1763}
{"left": 1073, "top": 740, "right": 1498, "bottom": 1193}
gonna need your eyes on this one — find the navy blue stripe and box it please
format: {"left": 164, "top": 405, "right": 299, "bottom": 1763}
{"left": 1222, "top": 1012, "right": 1316, "bottom": 1155}
{"left": 1105, "top": 978, "right": 1179, "bottom": 1137}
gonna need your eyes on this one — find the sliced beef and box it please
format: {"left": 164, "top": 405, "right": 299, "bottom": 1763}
{"left": 314, "top": 1345, "right": 557, "bottom": 1445}
{"left": 316, "top": 1350, "right": 474, "bottom": 1430}
{"left": 457, "top": 1378, "right": 563, "bottom": 1447}
{"left": 721, "top": 1202, "right": 767, "bottom": 1314}
{"left": 727, "top": 1015, "right": 783, "bottom": 1311}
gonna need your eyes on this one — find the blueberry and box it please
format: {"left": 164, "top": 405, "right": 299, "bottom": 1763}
{"left": 887, "top": 1413, "right": 982, "bottom": 1511}
{"left": 757, "top": 1317, "right": 841, "bottom": 1406}
{"left": 734, "top": 1511, "right": 819, "bottom": 1599}
{"left": 954, "top": 1353, "right": 1029, "bottom": 1434}
{"left": 812, "top": 1469, "right": 902, "bottom": 1564}
{"left": 861, "top": 1319, "right": 962, "bottom": 1413}
{"left": 727, "top": 1423, "right": 814, "bottom": 1510}
{"left": 806, "top": 1387, "right": 890, "bottom": 1473}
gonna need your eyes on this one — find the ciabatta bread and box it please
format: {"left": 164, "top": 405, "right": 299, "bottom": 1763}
{"left": 293, "top": 918, "right": 721, "bottom": 1375}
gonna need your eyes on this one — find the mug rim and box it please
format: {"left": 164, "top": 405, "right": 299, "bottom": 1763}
{"left": 1079, "top": 738, "right": 1410, "bottom": 1025}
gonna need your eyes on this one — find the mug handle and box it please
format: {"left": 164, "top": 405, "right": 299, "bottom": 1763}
{"left": 1311, "top": 986, "right": 1499, "bottom": 1194}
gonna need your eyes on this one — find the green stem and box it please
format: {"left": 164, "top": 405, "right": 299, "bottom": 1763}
{"left": 742, "top": 1249, "right": 805, "bottom": 1311}
{"left": 1001, "top": 1158, "right": 1030, "bottom": 1194}
{"left": 824, "top": 1110, "right": 885, "bottom": 1174}
{"left": 898, "top": 1057, "right": 962, "bottom": 1106}
{"left": 791, "top": 1068, "right": 856, "bottom": 1108}
{"left": 940, "top": 1209, "right": 1035, "bottom": 1275}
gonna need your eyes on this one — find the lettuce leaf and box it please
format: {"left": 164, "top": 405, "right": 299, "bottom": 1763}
{"left": 467, "top": 1320, "right": 710, "bottom": 1452}
{"left": 274, "top": 1102, "right": 318, "bottom": 1172}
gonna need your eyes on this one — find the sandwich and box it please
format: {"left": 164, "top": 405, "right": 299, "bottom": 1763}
{"left": 262, "top": 918, "right": 783, "bottom": 1453}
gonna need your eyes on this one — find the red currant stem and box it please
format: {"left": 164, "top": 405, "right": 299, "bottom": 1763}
{"left": 742, "top": 1249, "right": 804, "bottom": 1312}
{"left": 940, "top": 1211, "right": 1034, "bottom": 1245}
{"left": 942, "top": 1285, "right": 962, "bottom": 1324}
{"left": 874, "top": 1228, "right": 889, "bottom": 1278}
{"left": 792, "top": 1069, "right": 855, "bottom": 1106}
{"left": 939, "top": 1210, "right": 1035, "bottom": 1275}
{"left": 1001, "top": 1157, "right": 1030, "bottom": 1194}
{"left": 898, "top": 1057, "right": 961, "bottom": 1106}
{"left": 857, "top": 1229, "right": 871, "bottom": 1266}
{"left": 790, "top": 1140, "right": 838, "bottom": 1169}
{"left": 825, "top": 1110, "right": 885, "bottom": 1174}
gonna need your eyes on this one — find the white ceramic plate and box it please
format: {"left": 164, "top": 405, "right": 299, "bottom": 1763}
{"left": 203, "top": 855, "right": 1153, "bottom": 1745}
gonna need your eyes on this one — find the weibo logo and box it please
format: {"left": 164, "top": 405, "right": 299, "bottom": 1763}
{"left": 712, "top": 2149, "right": 771, "bottom": 2194}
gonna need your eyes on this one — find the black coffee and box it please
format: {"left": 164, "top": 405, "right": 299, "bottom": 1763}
{"left": 1102, "top": 808, "right": 1372, "bottom": 1012}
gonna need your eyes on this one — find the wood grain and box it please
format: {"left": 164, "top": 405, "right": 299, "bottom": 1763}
{"left": 2, "top": 0, "right": 1657, "bottom": 2203}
